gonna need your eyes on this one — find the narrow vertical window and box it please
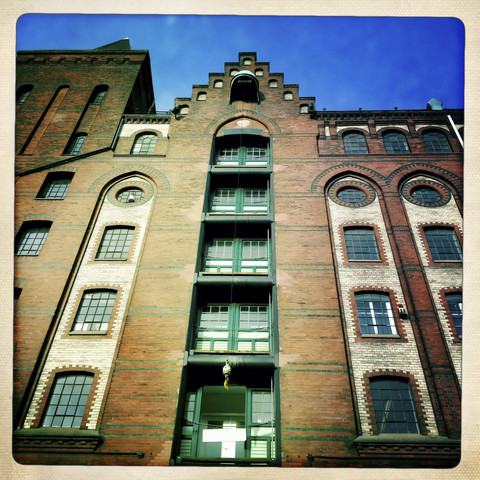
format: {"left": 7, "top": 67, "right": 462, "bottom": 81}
{"left": 41, "top": 373, "right": 93, "bottom": 428}
{"left": 88, "top": 85, "right": 109, "bottom": 105}
{"left": 446, "top": 292, "right": 462, "bottom": 336}
{"left": 65, "top": 133, "right": 87, "bottom": 155}
{"left": 370, "top": 377, "right": 419, "bottom": 434}
{"left": 16, "top": 84, "right": 33, "bottom": 104}
{"left": 71, "top": 290, "right": 116, "bottom": 332}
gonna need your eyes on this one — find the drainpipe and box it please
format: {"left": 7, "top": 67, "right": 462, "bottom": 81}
{"left": 447, "top": 115, "right": 463, "bottom": 148}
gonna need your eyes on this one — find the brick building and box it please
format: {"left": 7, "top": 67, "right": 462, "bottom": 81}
{"left": 13, "top": 40, "right": 463, "bottom": 468}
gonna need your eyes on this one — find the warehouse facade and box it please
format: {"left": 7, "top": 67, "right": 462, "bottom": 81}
{"left": 13, "top": 40, "right": 463, "bottom": 467}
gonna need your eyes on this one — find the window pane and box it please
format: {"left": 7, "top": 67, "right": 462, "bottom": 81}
{"left": 16, "top": 225, "right": 50, "bottom": 255}
{"left": 72, "top": 290, "right": 116, "bottom": 331}
{"left": 41, "top": 373, "right": 93, "bottom": 428}
{"left": 384, "top": 132, "right": 409, "bottom": 154}
{"left": 370, "top": 378, "right": 418, "bottom": 434}
{"left": 96, "top": 226, "right": 135, "bottom": 260}
{"left": 337, "top": 187, "right": 366, "bottom": 203}
{"left": 343, "top": 133, "right": 368, "bottom": 154}
{"left": 424, "top": 131, "right": 452, "bottom": 153}
{"left": 355, "top": 292, "right": 396, "bottom": 335}
{"left": 411, "top": 187, "right": 441, "bottom": 203}
{"left": 344, "top": 227, "right": 380, "bottom": 260}
{"left": 131, "top": 133, "right": 157, "bottom": 154}
{"left": 425, "top": 228, "right": 462, "bottom": 261}
{"left": 446, "top": 292, "right": 462, "bottom": 336}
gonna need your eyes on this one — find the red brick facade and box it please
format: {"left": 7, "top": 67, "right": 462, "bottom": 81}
{"left": 14, "top": 43, "right": 462, "bottom": 468}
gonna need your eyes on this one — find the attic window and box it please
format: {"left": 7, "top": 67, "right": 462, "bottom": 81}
{"left": 197, "top": 92, "right": 207, "bottom": 101}
{"left": 243, "top": 58, "right": 252, "bottom": 66}
{"left": 255, "top": 69, "right": 264, "bottom": 77}
{"left": 300, "top": 104, "right": 308, "bottom": 113}
{"left": 214, "top": 80, "right": 223, "bottom": 88}
{"left": 230, "top": 70, "right": 260, "bottom": 103}
{"left": 179, "top": 106, "right": 189, "bottom": 115}
{"left": 284, "top": 92, "right": 293, "bottom": 101}
{"left": 230, "top": 69, "right": 239, "bottom": 76}
{"left": 269, "top": 80, "right": 278, "bottom": 88}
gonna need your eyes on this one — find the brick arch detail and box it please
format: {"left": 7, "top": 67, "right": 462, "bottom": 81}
{"left": 311, "top": 164, "right": 387, "bottom": 194}
{"left": 204, "top": 110, "right": 281, "bottom": 135}
{"left": 386, "top": 163, "right": 462, "bottom": 195}
{"left": 87, "top": 165, "right": 170, "bottom": 193}
{"left": 360, "top": 369, "right": 431, "bottom": 435}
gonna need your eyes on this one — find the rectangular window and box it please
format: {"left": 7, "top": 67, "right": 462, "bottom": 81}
{"left": 215, "top": 135, "right": 269, "bottom": 167}
{"left": 41, "top": 373, "right": 93, "bottom": 428}
{"left": 424, "top": 227, "right": 462, "bottom": 261}
{"left": 178, "top": 386, "right": 275, "bottom": 462}
{"left": 210, "top": 188, "right": 268, "bottom": 214}
{"left": 344, "top": 227, "right": 380, "bottom": 261}
{"left": 95, "top": 226, "right": 135, "bottom": 260}
{"left": 355, "top": 292, "right": 397, "bottom": 335}
{"left": 446, "top": 292, "right": 462, "bottom": 336}
{"left": 15, "top": 222, "right": 51, "bottom": 256}
{"left": 36, "top": 172, "right": 74, "bottom": 199}
{"left": 72, "top": 290, "right": 116, "bottom": 332}
{"left": 204, "top": 238, "right": 269, "bottom": 273}
{"left": 195, "top": 303, "right": 270, "bottom": 353}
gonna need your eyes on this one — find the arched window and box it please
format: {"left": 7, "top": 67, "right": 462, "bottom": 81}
{"left": 16, "top": 84, "right": 33, "bottom": 104}
{"left": 65, "top": 133, "right": 87, "bottom": 155}
{"left": 370, "top": 377, "right": 419, "bottom": 434}
{"left": 269, "top": 80, "right": 278, "bottom": 88}
{"left": 196, "top": 92, "right": 207, "bottom": 101}
{"left": 343, "top": 132, "right": 368, "bottom": 154}
{"left": 300, "top": 104, "right": 309, "bottom": 114}
{"left": 284, "top": 91, "right": 293, "bottom": 100}
{"left": 15, "top": 221, "right": 52, "bottom": 256}
{"left": 72, "top": 289, "right": 117, "bottom": 332}
{"left": 213, "top": 80, "right": 223, "bottom": 88}
{"left": 255, "top": 69, "right": 264, "bottom": 77}
{"left": 230, "top": 69, "right": 239, "bottom": 76}
{"left": 383, "top": 131, "right": 410, "bottom": 154}
{"left": 41, "top": 372, "right": 93, "bottom": 428}
{"left": 355, "top": 292, "right": 396, "bottom": 335}
{"left": 88, "top": 85, "right": 109, "bottom": 105}
{"left": 215, "top": 134, "right": 269, "bottom": 166}
{"left": 131, "top": 132, "right": 157, "bottom": 155}
{"left": 179, "top": 105, "right": 189, "bottom": 115}
{"left": 243, "top": 58, "right": 252, "bottom": 66}
{"left": 423, "top": 130, "right": 452, "bottom": 153}
{"left": 230, "top": 71, "right": 260, "bottom": 103}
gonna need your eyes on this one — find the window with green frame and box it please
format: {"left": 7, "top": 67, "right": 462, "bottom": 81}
{"left": 195, "top": 303, "right": 270, "bottom": 352}
{"left": 203, "top": 238, "right": 270, "bottom": 273}
{"left": 210, "top": 188, "right": 268, "bottom": 214}
{"left": 214, "top": 135, "right": 269, "bottom": 166}
{"left": 178, "top": 385, "right": 275, "bottom": 461}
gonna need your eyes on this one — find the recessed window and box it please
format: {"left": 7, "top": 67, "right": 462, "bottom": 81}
{"left": 71, "top": 290, "right": 116, "bottom": 332}
{"left": 355, "top": 292, "right": 397, "bottom": 335}
{"left": 131, "top": 132, "right": 157, "bottom": 154}
{"left": 41, "top": 373, "right": 93, "bottom": 428}
{"left": 210, "top": 188, "right": 268, "bottom": 214}
{"left": 230, "top": 69, "right": 239, "bottom": 76}
{"left": 446, "top": 292, "right": 462, "bottom": 336}
{"left": 300, "top": 104, "right": 309, "bottom": 114}
{"left": 116, "top": 187, "right": 145, "bottom": 203}
{"left": 410, "top": 186, "right": 441, "bottom": 203}
{"left": 344, "top": 227, "right": 380, "bottom": 261}
{"left": 88, "top": 85, "right": 108, "bottom": 105}
{"left": 269, "top": 80, "right": 278, "bottom": 88}
{"left": 284, "top": 92, "right": 293, "bottom": 100}
{"left": 424, "top": 227, "right": 462, "bottom": 261}
{"left": 204, "top": 238, "right": 269, "bottom": 273}
{"left": 423, "top": 130, "right": 452, "bottom": 153}
{"left": 179, "top": 106, "right": 189, "bottom": 115}
{"left": 36, "top": 172, "right": 74, "bottom": 199}
{"left": 370, "top": 377, "right": 419, "bottom": 434}
{"left": 255, "top": 69, "right": 264, "bottom": 76}
{"left": 243, "top": 58, "right": 252, "bottom": 66}
{"left": 195, "top": 304, "right": 270, "bottom": 352}
{"left": 96, "top": 226, "right": 135, "bottom": 260}
{"left": 16, "top": 84, "right": 33, "bottom": 104}
{"left": 15, "top": 221, "right": 51, "bottom": 256}
{"left": 197, "top": 92, "right": 207, "bottom": 101}
{"left": 337, "top": 187, "right": 367, "bottom": 203}
{"left": 215, "top": 135, "right": 269, "bottom": 167}
{"left": 343, "top": 132, "right": 369, "bottom": 154}
{"left": 383, "top": 131, "right": 410, "bottom": 154}
{"left": 213, "top": 80, "right": 223, "bottom": 88}
{"left": 65, "top": 133, "right": 87, "bottom": 155}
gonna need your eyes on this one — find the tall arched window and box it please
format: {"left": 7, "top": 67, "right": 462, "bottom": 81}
{"left": 131, "top": 132, "right": 157, "bottom": 155}
{"left": 370, "top": 377, "right": 419, "bottom": 434}
{"left": 64, "top": 133, "right": 87, "bottom": 155}
{"left": 89, "top": 85, "right": 109, "bottom": 105}
{"left": 383, "top": 131, "right": 410, "bottom": 154}
{"left": 16, "top": 84, "right": 33, "bottom": 104}
{"left": 423, "top": 130, "right": 452, "bottom": 153}
{"left": 343, "top": 132, "right": 368, "bottom": 154}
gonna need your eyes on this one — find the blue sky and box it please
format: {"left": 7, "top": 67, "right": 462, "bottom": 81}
{"left": 16, "top": 15, "right": 465, "bottom": 112}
